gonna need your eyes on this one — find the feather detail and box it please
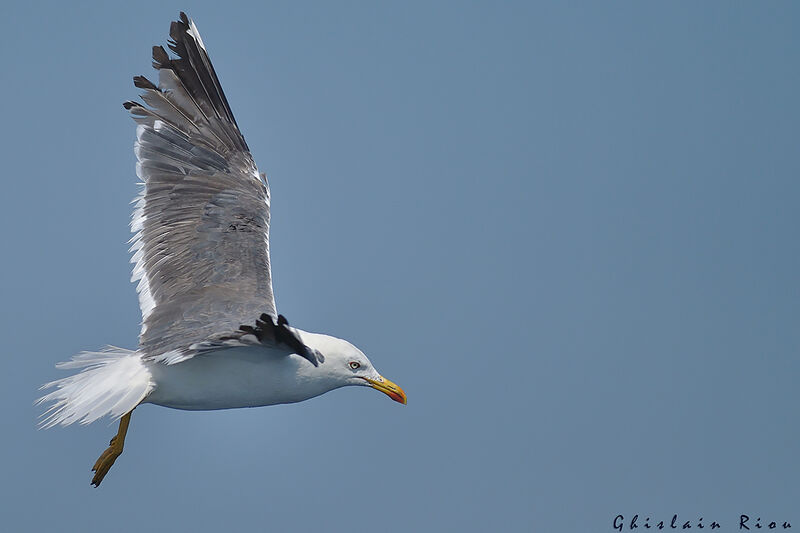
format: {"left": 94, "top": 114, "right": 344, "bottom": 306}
{"left": 37, "top": 348, "right": 153, "bottom": 428}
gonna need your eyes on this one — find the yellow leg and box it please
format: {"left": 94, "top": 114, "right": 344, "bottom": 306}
{"left": 91, "top": 409, "right": 133, "bottom": 487}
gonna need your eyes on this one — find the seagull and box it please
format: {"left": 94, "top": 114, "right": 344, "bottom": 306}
{"left": 38, "top": 12, "right": 406, "bottom": 487}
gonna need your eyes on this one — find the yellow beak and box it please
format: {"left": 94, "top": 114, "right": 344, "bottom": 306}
{"left": 364, "top": 376, "right": 407, "bottom": 405}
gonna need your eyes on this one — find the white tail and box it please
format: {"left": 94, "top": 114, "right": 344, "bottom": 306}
{"left": 37, "top": 347, "right": 154, "bottom": 428}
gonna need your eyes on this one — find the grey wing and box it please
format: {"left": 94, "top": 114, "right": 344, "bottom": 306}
{"left": 125, "top": 13, "right": 276, "bottom": 361}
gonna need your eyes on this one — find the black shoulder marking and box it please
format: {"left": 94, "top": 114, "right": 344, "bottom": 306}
{"left": 236, "top": 313, "right": 319, "bottom": 367}
{"left": 238, "top": 325, "right": 258, "bottom": 337}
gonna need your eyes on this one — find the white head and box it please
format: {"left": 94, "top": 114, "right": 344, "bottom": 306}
{"left": 298, "top": 331, "right": 407, "bottom": 404}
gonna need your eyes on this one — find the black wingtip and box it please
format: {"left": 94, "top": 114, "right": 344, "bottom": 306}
{"left": 152, "top": 45, "right": 169, "bottom": 70}
{"left": 133, "top": 75, "right": 158, "bottom": 90}
{"left": 127, "top": 10, "right": 249, "bottom": 150}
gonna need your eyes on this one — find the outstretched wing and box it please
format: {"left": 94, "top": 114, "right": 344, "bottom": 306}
{"left": 125, "top": 12, "right": 276, "bottom": 361}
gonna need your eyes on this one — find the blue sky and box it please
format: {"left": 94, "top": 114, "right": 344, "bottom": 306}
{"left": 1, "top": 2, "right": 798, "bottom": 531}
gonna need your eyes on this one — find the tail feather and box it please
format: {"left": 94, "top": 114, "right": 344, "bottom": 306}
{"left": 37, "top": 347, "right": 154, "bottom": 428}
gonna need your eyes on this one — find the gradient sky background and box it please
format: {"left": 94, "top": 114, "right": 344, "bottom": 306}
{"left": 1, "top": 2, "right": 798, "bottom": 531}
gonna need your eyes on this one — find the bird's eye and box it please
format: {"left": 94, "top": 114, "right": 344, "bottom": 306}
{"left": 349, "top": 361, "right": 361, "bottom": 370}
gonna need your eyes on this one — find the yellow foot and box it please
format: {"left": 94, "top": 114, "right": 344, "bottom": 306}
{"left": 91, "top": 437, "right": 122, "bottom": 487}
{"left": 90, "top": 410, "right": 133, "bottom": 487}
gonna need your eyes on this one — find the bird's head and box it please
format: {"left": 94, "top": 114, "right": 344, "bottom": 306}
{"left": 301, "top": 332, "right": 407, "bottom": 404}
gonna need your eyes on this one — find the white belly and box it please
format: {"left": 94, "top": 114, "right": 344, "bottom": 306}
{"left": 144, "top": 346, "right": 334, "bottom": 410}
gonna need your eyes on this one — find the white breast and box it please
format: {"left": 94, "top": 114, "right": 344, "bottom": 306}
{"left": 144, "top": 346, "right": 336, "bottom": 410}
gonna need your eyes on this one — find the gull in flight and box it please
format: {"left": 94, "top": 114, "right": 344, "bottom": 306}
{"left": 38, "top": 12, "right": 406, "bottom": 487}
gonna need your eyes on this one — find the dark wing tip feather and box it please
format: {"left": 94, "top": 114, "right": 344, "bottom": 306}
{"left": 152, "top": 45, "right": 170, "bottom": 69}
{"left": 133, "top": 75, "right": 158, "bottom": 90}
{"left": 168, "top": 20, "right": 186, "bottom": 54}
